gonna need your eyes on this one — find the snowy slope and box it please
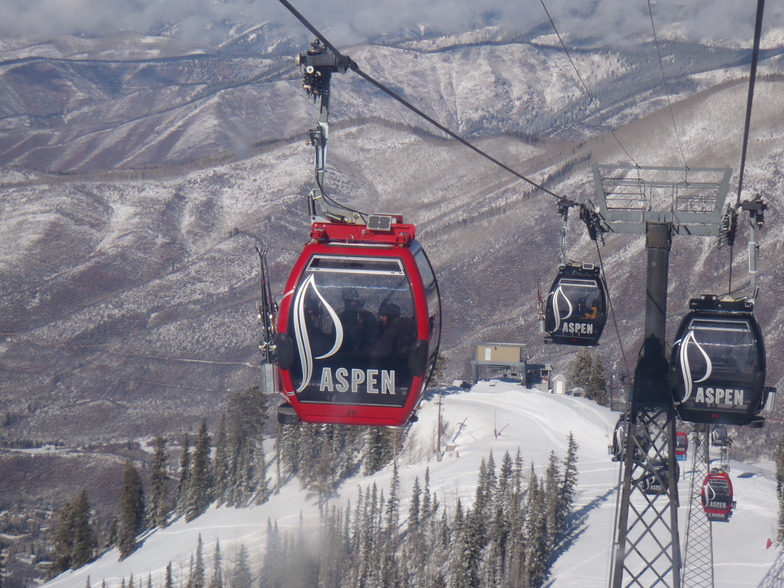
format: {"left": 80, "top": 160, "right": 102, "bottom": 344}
{"left": 44, "top": 382, "right": 779, "bottom": 587}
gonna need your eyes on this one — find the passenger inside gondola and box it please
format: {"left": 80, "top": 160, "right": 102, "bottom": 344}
{"left": 583, "top": 295, "right": 599, "bottom": 319}
{"left": 339, "top": 287, "right": 380, "bottom": 355}
{"left": 305, "top": 298, "right": 332, "bottom": 357}
{"left": 372, "top": 302, "right": 416, "bottom": 358}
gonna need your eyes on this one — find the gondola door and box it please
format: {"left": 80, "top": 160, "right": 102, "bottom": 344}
{"left": 276, "top": 221, "right": 440, "bottom": 427}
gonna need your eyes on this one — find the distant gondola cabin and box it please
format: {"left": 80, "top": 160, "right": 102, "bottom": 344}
{"left": 675, "top": 431, "right": 688, "bottom": 461}
{"left": 701, "top": 469, "right": 734, "bottom": 522}
{"left": 544, "top": 264, "right": 607, "bottom": 346}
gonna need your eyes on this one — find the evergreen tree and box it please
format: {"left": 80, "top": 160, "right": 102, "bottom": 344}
{"left": 775, "top": 434, "right": 784, "bottom": 497}
{"left": 450, "top": 506, "right": 484, "bottom": 588}
{"left": 544, "top": 451, "right": 562, "bottom": 553}
{"left": 777, "top": 434, "right": 784, "bottom": 544}
{"left": 386, "top": 460, "right": 400, "bottom": 534}
{"left": 70, "top": 490, "right": 98, "bottom": 568}
{"left": 229, "top": 544, "right": 252, "bottom": 588}
{"left": 118, "top": 461, "right": 145, "bottom": 560}
{"left": 364, "top": 427, "right": 393, "bottom": 474}
{"left": 149, "top": 436, "right": 170, "bottom": 529}
{"left": 177, "top": 432, "right": 191, "bottom": 513}
{"left": 212, "top": 415, "right": 229, "bottom": 505}
{"left": 568, "top": 348, "right": 594, "bottom": 393}
{"left": 570, "top": 349, "right": 609, "bottom": 403}
{"left": 50, "top": 496, "right": 76, "bottom": 575}
{"left": 189, "top": 534, "right": 205, "bottom": 588}
{"left": 422, "top": 468, "right": 432, "bottom": 521}
{"left": 409, "top": 476, "right": 422, "bottom": 529}
{"left": 209, "top": 539, "right": 223, "bottom": 588}
{"left": 186, "top": 420, "right": 212, "bottom": 521}
{"left": 262, "top": 520, "right": 284, "bottom": 588}
{"left": 312, "top": 435, "right": 335, "bottom": 507}
{"left": 222, "top": 387, "right": 269, "bottom": 506}
{"left": 560, "top": 432, "right": 580, "bottom": 525}
{"left": 165, "top": 561, "right": 173, "bottom": 588}
{"left": 523, "top": 471, "right": 547, "bottom": 587}
{"left": 587, "top": 352, "right": 609, "bottom": 405}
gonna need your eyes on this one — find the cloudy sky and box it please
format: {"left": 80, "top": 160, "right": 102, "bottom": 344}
{"left": 0, "top": 0, "right": 779, "bottom": 48}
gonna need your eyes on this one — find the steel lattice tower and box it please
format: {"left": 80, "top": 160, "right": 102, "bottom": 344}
{"left": 681, "top": 427, "right": 713, "bottom": 587}
{"left": 595, "top": 165, "right": 732, "bottom": 588}
{"left": 612, "top": 408, "right": 681, "bottom": 587}
{"left": 758, "top": 549, "right": 784, "bottom": 587}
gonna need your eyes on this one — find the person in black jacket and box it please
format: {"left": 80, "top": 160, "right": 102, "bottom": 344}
{"left": 372, "top": 302, "right": 416, "bottom": 358}
{"left": 338, "top": 288, "right": 380, "bottom": 354}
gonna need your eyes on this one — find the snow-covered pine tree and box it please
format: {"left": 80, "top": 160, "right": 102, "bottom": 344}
{"left": 560, "top": 432, "right": 579, "bottom": 526}
{"left": 176, "top": 432, "right": 191, "bottom": 512}
{"left": 422, "top": 468, "right": 432, "bottom": 521}
{"left": 118, "top": 461, "right": 145, "bottom": 560}
{"left": 212, "top": 416, "right": 229, "bottom": 505}
{"left": 261, "top": 519, "right": 283, "bottom": 588}
{"left": 189, "top": 534, "right": 205, "bottom": 588}
{"left": 149, "top": 435, "right": 169, "bottom": 529}
{"left": 209, "top": 539, "right": 223, "bottom": 588}
{"left": 186, "top": 420, "right": 212, "bottom": 521}
{"left": 70, "top": 489, "right": 97, "bottom": 569}
{"left": 409, "top": 476, "right": 422, "bottom": 529}
{"left": 229, "top": 544, "right": 252, "bottom": 588}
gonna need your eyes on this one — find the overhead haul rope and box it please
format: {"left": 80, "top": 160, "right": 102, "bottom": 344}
{"left": 279, "top": 0, "right": 624, "bottom": 363}
{"left": 277, "top": 0, "right": 568, "bottom": 203}
{"left": 729, "top": 0, "right": 765, "bottom": 295}
{"left": 538, "top": 0, "right": 639, "bottom": 168}
{"left": 646, "top": 0, "right": 689, "bottom": 171}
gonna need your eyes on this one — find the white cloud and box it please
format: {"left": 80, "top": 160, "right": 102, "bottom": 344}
{"left": 0, "top": 0, "right": 778, "bottom": 48}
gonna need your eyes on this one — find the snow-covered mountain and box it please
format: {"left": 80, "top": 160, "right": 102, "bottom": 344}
{"left": 43, "top": 383, "right": 780, "bottom": 587}
{"left": 2, "top": 7, "right": 784, "bottom": 585}
{"left": 2, "top": 20, "right": 784, "bottom": 445}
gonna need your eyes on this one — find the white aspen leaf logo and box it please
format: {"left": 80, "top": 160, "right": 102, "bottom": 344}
{"left": 677, "top": 330, "right": 712, "bottom": 404}
{"left": 551, "top": 285, "right": 574, "bottom": 333}
{"left": 292, "top": 274, "right": 343, "bottom": 393}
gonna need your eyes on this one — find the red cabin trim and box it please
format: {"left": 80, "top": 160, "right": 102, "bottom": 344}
{"left": 310, "top": 220, "right": 415, "bottom": 244}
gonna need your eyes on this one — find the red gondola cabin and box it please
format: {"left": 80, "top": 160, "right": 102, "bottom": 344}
{"left": 701, "top": 469, "right": 734, "bottom": 522}
{"left": 276, "top": 219, "right": 441, "bottom": 426}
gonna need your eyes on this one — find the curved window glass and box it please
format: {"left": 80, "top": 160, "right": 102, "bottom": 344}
{"left": 545, "top": 275, "right": 606, "bottom": 345}
{"left": 674, "top": 317, "right": 760, "bottom": 413}
{"left": 287, "top": 254, "right": 416, "bottom": 408}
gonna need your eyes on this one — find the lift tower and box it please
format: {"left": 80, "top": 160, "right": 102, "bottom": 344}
{"left": 593, "top": 164, "right": 731, "bottom": 588}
